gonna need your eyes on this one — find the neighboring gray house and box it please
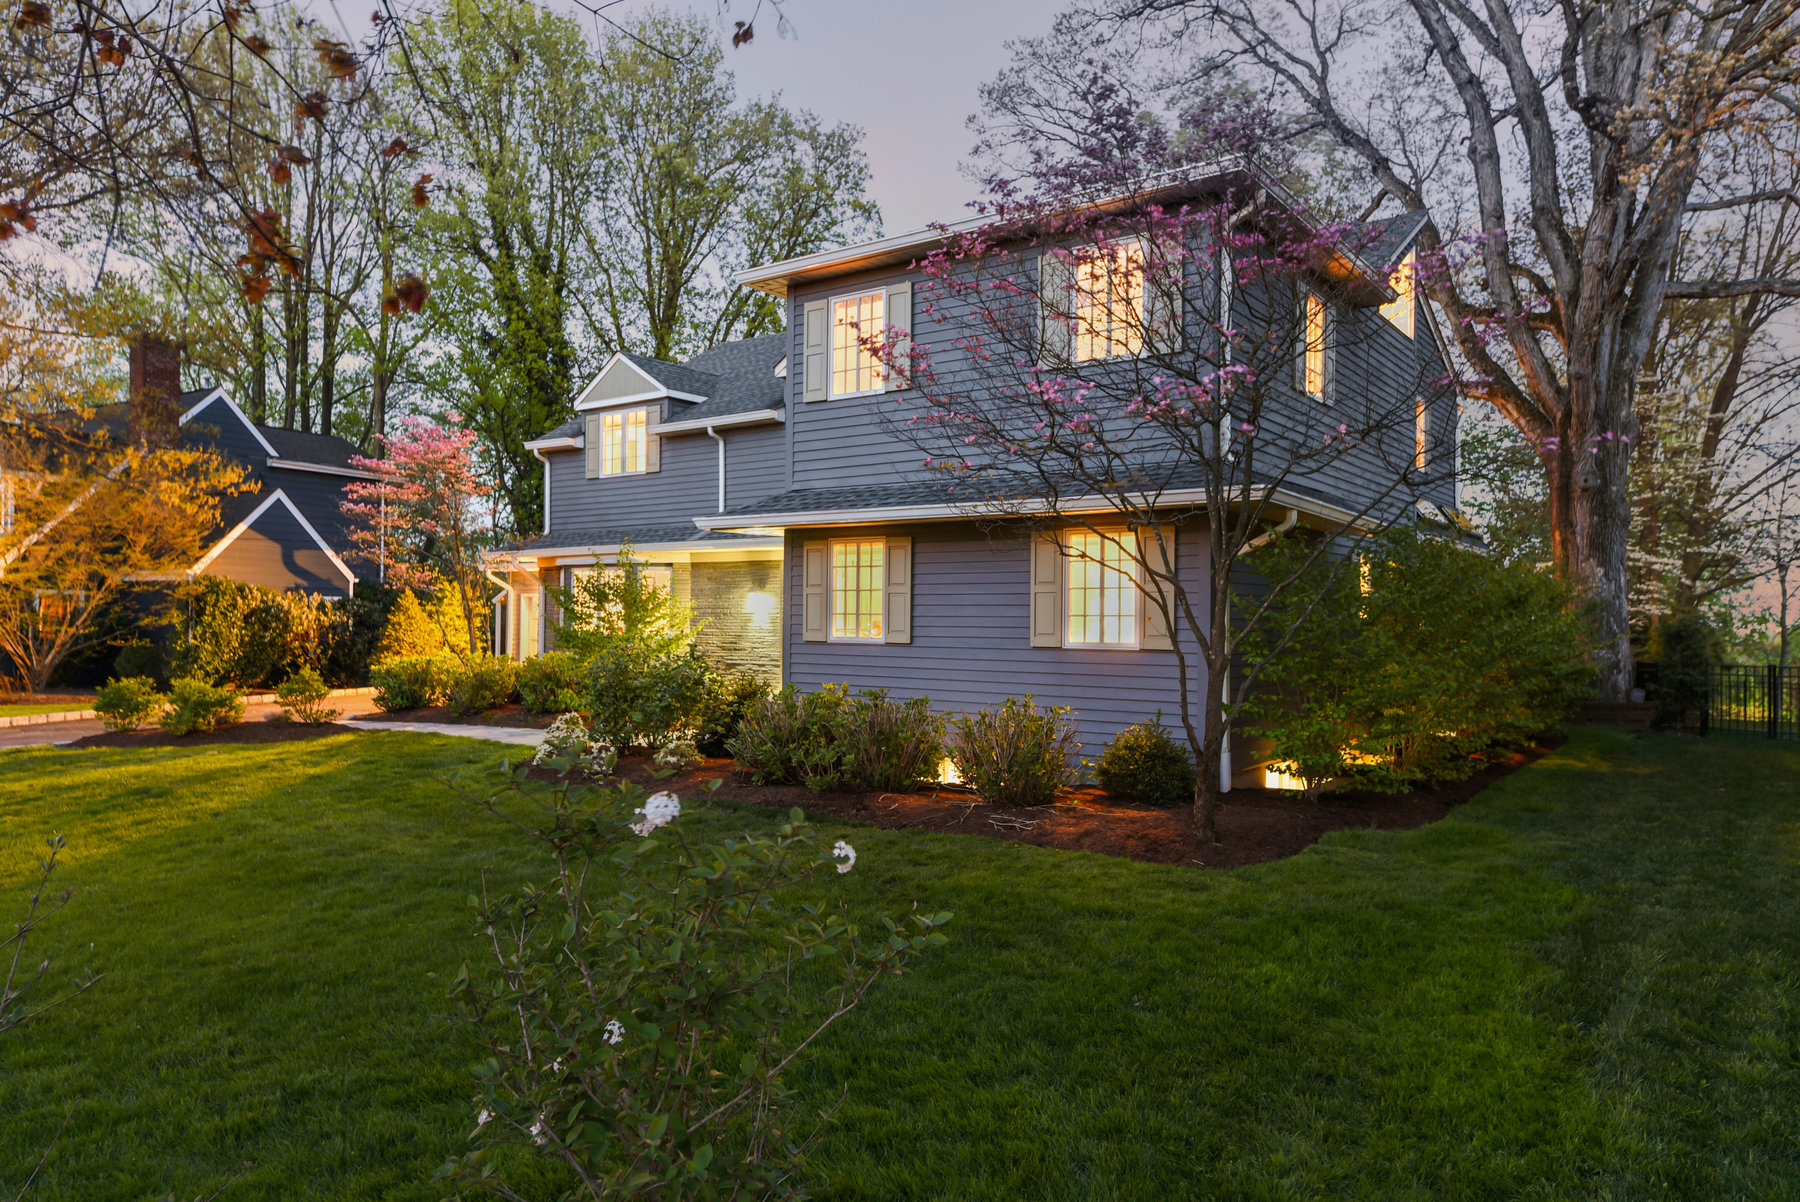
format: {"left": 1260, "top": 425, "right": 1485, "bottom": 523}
{"left": 488, "top": 168, "right": 1459, "bottom": 780}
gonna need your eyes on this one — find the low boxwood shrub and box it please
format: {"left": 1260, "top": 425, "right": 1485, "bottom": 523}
{"left": 519, "top": 651, "right": 587, "bottom": 715}
{"left": 159, "top": 678, "right": 245, "bottom": 735}
{"left": 1095, "top": 714, "right": 1195, "bottom": 805}
{"left": 371, "top": 656, "right": 452, "bottom": 711}
{"left": 729, "top": 685, "right": 943, "bottom": 792}
{"left": 446, "top": 656, "right": 522, "bottom": 717}
{"left": 276, "top": 667, "right": 340, "bottom": 725}
{"left": 947, "top": 696, "right": 1080, "bottom": 807}
{"left": 95, "top": 676, "right": 164, "bottom": 732}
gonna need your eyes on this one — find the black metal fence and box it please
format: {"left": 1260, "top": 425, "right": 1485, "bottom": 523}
{"left": 1704, "top": 664, "right": 1799, "bottom": 739}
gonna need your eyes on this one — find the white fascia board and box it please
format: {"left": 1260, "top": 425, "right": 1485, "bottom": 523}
{"left": 483, "top": 535, "right": 783, "bottom": 565}
{"left": 190, "top": 488, "right": 358, "bottom": 594}
{"left": 523, "top": 435, "right": 582, "bottom": 451}
{"left": 178, "top": 391, "right": 279, "bottom": 457}
{"left": 265, "top": 457, "right": 385, "bottom": 481}
{"left": 573, "top": 388, "right": 707, "bottom": 413}
{"left": 692, "top": 485, "right": 1369, "bottom": 534}
{"left": 571, "top": 354, "right": 709, "bottom": 411}
{"left": 651, "top": 409, "right": 785, "bottom": 436}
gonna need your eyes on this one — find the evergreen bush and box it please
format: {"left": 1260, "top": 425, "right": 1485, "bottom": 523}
{"left": 519, "top": 651, "right": 587, "bottom": 715}
{"left": 94, "top": 676, "right": 164, "bottom": 732}
{"left": 445, "top": 656, "right": 521, "bottom": 717}
{"left": 370, "top": 656, "right": 453, "bottom": 711}
{"left": 731, "top": 685, "right": 944, "bottom": 792}
{"left": 159, "top": 678, "right": 245, "bottom": 735}
{"left": 276, "top": 667, "right": 339, "bottom": 725}
{"left": 1647, "top": 613, "right": 1720, "bottom": 729}
{"left": 694, "top": 673, "right": 771, "bottom": 757}
{"left": 1095, "top": 714, "right": 1195, "bottom": 805}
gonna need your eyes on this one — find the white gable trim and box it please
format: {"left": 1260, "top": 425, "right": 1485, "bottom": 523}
{"left": 572, "top": 353, "right": 707, "bottom": 411}
{"left": 190, "top": 488, "right": 357, "bottom": 595}
{"left": 179, "top": 391, "right": 279, "bottom": 457}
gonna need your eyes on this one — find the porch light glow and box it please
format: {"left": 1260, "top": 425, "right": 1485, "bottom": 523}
{"left": 745, "top": 590, "right": 776, "bottom": 624}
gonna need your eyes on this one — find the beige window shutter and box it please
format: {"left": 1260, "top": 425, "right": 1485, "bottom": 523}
{"left": 584, "top": 413, "right": 600, "bottom": 478}
{"left": 802, "top": 541, "right": 829, "bottom": 642}
{"left": 1323, "top": 302, "right": 1337, "bottom": 404}
{"left": 1137, "top": 529, "right": 1175, "bottom": 651}
{"left": 1029, "top": 532, "right": 1063, "bottom": 647}
{"left": 643, "top": 404, "right": 661, "bottom": 472}
{"left": 1144, "top": 245, "right": 1183, "bottom": 356}
{"left": 883, "top": 536, "right": 912, "bottom": 643}
{"left": 1294, "top": 286, "right": 1309, "bottom": 393}
{"left": 884, "top": 281, "right": 913, "bottom": 391}
{"left": 803, "top": 301, "right": 829, "bottom": 402}
{"left": 1038, "top": 253, "right": 1072, "bottom": 368}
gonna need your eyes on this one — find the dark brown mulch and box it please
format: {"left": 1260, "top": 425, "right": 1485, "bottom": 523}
{"left": 566, "top": 739, "right": 1564, "bottom": 870}
{"left": 359, "top": 704, "right": 557, "bottom": 729}
{"left": 67, "top": 720, "right": 357, "bottom": 749}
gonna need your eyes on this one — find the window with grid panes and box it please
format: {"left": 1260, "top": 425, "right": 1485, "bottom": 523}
{"left": 1064, "top": 532, "right": 1137, "bottom": 646}
{"left": 829, "top": 539, "right": 885, "bottom": 640}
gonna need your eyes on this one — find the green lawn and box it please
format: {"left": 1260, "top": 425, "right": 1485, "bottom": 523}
{"left": 0, "top": 728, "right": 1795, "bottom": 1199}
{"left": 0, "top": 702, "right": 91, "bottom": 717}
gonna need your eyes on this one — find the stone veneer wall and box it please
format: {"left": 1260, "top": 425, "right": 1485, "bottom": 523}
{"left": 689, "top": 559, "right": 782, "bottom": 684}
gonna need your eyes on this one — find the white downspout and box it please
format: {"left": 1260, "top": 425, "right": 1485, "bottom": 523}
{"left": 707, "top": 425, "right": 725, "bottom": 512}
{"left": 1236, "top": 507, "right": 1297, "bottom": 557}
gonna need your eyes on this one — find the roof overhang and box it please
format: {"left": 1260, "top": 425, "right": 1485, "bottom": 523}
{"left": 735, "top": 158, "right": 1399, "bottom": 305}
{"left": 484, "top": 534, "right": 784, "bottom": 568}
{"left": 523, "top": 434, "right": 582, "bottom": 452}
{"left": 693, "top": 484, "right": 1372, "bottom": 535}
{"left": 572, "top": 352, "right": 708, "bottom": 412}
{"left": 653, "top": 409, "right": 785, "bottom": 436}
{"left": 266, "top": 457, "right": 385, "bottom": 480}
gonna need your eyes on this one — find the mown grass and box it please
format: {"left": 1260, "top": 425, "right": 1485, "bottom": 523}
{"left": 0, "top": 703, "right": 91, "bottom": 717}
{"left": 0, "top": 728, "right": 1794, "bottom": 1199}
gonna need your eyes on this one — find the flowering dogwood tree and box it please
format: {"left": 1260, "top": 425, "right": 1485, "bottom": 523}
{"left": 872, "top": 88, "right": 1450, "bottom": 844}
{"left": 340, "top": 414, "right": 493, "bottom": 656}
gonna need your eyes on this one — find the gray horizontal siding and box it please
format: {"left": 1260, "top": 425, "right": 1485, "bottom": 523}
{"left": 547, "top": 417, "right": 790, "bottom": 532}
{"left": 783, "top": 520, "right": 1214, "bottom": 755}
{"left": 263, "top": 467, "right": 359, "bottom": 567}
{"left": 723, "top": 423, "right": 788, "bottom": 510}
{"left": 204, "top": 503, "right": 352, "bottom": 595}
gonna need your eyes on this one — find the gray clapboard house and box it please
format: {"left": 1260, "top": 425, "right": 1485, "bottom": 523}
{"left": 488, "top": 168, "right": 1459, "bottom": 776}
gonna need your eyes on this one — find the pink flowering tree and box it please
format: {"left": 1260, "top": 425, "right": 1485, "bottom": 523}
{"left": 341, "top": 415, "right": 495, "bottom": 657}
{"left": 869, "top": 83, "right": 1451, "bottom": 843}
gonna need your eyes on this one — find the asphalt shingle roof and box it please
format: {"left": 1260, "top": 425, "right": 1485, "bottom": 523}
{"left": 1349, "top": 210, "right": 1429, "bottom": 271}
{"left": 618, "top": 353, "right": 721, "bottom": 399}
{"left": 261, "top": 425, "right": 364, "bottom": 468}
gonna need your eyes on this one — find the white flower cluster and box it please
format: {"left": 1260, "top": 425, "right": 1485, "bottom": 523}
{"left": 631, "top": 791, "right": 681, "bottom": 836}
{"left": 532, "top": 713, "right": 617, "bottom": 778}
{"left": 832, "top": 840, "right": 856, "bottom": 874}
{"left": 653, "top": 738, "right": 699, "bottom": 771}
{"left": 604, "top": 1018, "right": 625, "bottom": 1045}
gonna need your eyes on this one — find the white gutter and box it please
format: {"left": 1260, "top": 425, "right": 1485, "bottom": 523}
{"left": 265, "top": 457, "right": 385, "bottom": 480}
{"left": 523, "top": 434, "right": 581, "bottom": 452}
{"left": 707, "top": 425, "right": 726, "bottom": 512}
{"left": 1236, "top": 507, "right": 1298, "bottom": 556}
{"left": 480, "top": 535, "right": 783, "bottom": 565}
{"left": 653, "top": 408, "right": 785, "bottom": 436}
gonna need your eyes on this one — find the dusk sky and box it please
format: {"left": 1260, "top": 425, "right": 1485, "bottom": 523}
{"left": 605, "top": 0, "right": 1065, "bottom": 233}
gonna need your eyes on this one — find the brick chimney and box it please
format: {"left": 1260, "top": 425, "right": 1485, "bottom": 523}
{"left": 128, "top": 334, "right": 181, "bottom": 448}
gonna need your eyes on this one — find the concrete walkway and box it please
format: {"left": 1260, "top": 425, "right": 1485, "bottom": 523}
{"left": 0, "top": 696, "right": 396, "bottom": 751}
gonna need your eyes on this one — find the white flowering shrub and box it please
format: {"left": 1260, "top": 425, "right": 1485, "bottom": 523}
{"left": 440, "top": 763, "right": 951, "bottom": 1199}
{"left": 531, "top": 713, "right": 618, "bottom": 779}
{"left": 652, "top": 737, "right": 699, "bottom": 773}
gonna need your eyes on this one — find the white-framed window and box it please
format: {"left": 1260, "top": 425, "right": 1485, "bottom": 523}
{"left": 1381, "top": 251, "right": 1416, "bottom": 337}
{"left": 830, "top": 290, "right": 886, "bottom": 397}
{"left": 519, "top": 591, "right": 540, "bottom": 658}
{"left": 1073, "top": 241, "right": 1146, "bottom": 362}
{"left": 1414, "top": 397, "right": 1429, "bottom": 469}
{"left": 601, "top": 407, "right": 649, "bottom": 475}
{"left": 828, "top": 538, "right": 885, "bottom": 640}
{"left": 0, "top": 473, "right": 13, "bottom": 535}
{"left": 1300, "top": 287, "right": 1329, "bottom": 401}
{"left": 1063, "top": 531, "right": 1138, "bottom": 648}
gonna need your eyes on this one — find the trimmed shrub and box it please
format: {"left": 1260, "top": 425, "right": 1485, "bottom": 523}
{"left": 371, "top": 656, "right": 452, "bottom": 711}
{"left": 171, "top": 577, "right": 390, "bottom": 687}
{"left": 730, "top": 685, "right": 943, "bottom": 792}
{"left": 947, "top": 696, "right": 1080, "bottom": 807}
{"left": 276, "top": 667, "right": 340, "bottom": 725}
{"left": 695, "top": 673, "right": 771, "bottom": 757}
{"left": 95, "top": 676, "right": 164, "bottom": 732}
{"left": 587, "top": 643, "right": 711, "bottom": 753}
{"left": 112, "top": 641, "right": 166, "bottom": 688}
{"left": 1095, "top": 714, "right": 1195, "bottom": 806}
{"left": 159, "top": 678, "right": 245, "bottom": 735}
{"left": 446, "top": 656, "right": 521, "bottom": 717}
{"left": 519, "top": 651, "right": 587, "bottom": 715}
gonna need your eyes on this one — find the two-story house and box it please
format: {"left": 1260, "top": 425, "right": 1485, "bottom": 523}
{"left": 488, "top": 167, "right": 1459, "bottom": 768}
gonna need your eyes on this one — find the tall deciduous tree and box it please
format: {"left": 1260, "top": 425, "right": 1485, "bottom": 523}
{"left": 1093, "top": 0, "right": 1800, "bottom": 698}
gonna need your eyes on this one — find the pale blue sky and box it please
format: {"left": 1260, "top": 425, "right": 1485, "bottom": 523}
{"left": 598, "top": 0, "right": 1064, "bottom": 233}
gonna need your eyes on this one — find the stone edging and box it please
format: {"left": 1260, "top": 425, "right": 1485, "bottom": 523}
{"left": 0, "top": 685, "right": 379, "bottom": 729}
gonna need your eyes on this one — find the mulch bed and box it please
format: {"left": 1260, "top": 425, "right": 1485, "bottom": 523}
{"left": 570, "top": 738, "right": 1565, "bottom": 870}
{"left": 359, "top": 704, "right": 558, "bottom": 729}
{"left": 67, "top": 720, "right": 357, "bottom": 749}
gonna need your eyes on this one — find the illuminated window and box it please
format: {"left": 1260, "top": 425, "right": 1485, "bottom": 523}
{"left": 830, "top": 539, "right": 885, "bottom": 640}
{"left": 1073, "top": 242, "right": 1145, "bottom": 362}
{"left": 1064, "top": 531, "right": 1137, "bottom": 647}
{"left": 830, "top": 291, "right": 885, "bottom": 397}
{"left": 1381, "top": 251, "right": 1415, "bottom": 337}
{"left": 0, "top": 474, "right": 12, "bottom": 535}
{"left": 601, "top": 407, "right": 648, "bottom": 474}
{"left": 1301, "top": 288, "right": 1328, "bottom": 400}
{"left": 1415, "top": 397, "right": 1429, "bottom": 469}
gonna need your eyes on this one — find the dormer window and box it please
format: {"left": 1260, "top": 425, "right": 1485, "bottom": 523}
{"left": 1381, "top": 251, "right": 1416, "bottom": 337}
{"left": 1073, "top": 242, "right": 1145, "bottom": 362}
{"left": 1300, "top": 287, "right": 1329, "bottom": 401}
{"left": 830, "top": 290, "right": 886, "bottom": 397}
{"left": 601, "top": 408, "right": 648, "bottom": 474}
